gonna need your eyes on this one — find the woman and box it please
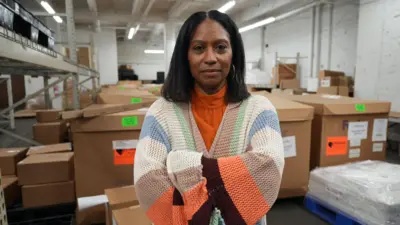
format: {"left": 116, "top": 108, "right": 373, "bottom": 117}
{"left": 134, "top": 10, "right": 284, "bottom": 225}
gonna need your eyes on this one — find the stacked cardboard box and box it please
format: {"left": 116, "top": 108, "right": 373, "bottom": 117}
{"left": 318, "top": 70, "right": 354, "bottom": 96}
{"left": 97, "top": 89, "right": 158, "bottom": 105}
{"left": 71, "top": 109, "right": 146, "bottom": 199}
{"left": 271, "top": 64, "right": 297, "bottom": 85}
{"left": 105, "top": 186, "right": 151, "bottom": 225}
{"left": 271, "top": 94, "right": 391, "bottom": 169}
{"left": 17, "top": 152, "right": 75, "bottom": 208}
{"left": 252, "top": 92, "right": 314, "bottom": 198}
{"left": 0, "top": 148, "right": 26, "bottom": 207}
{"left": 27, "top": 143, "right": 72, "bottom": 156}
{"left": 33, "top": 110, "right": 68, "bottom": 145}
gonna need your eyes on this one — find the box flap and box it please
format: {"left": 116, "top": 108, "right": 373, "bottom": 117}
{"left": 2, "top": 176, "right": 18, "bottom": 188}
{"left": 112, "top": 205, "right": 152, "bottom": 225}
{"left": 97, "top": 92, "right": 158, "bottom": 105}
{"left": 27, "top": 143, "right": 72, "bottom": 156}
{"left": 271, "top": 94, "right": 391, "bottom": 115}
{"left": 33, "top": 121, "right": 65, "bottom": 127}
{"left": 18, "top": 152, "right": 74, "bottom": 165}
{"left": 251, "top": 92, "right": 314, "bottom": 121}
{"left": 105, "top": 185, "right": 138, "bottom": 210}
{"left": 0, "top": 148, "right": 28, "bottom": 157}
{"left": 62, "top": 101, "right": 153, "bottom": 120}
{"left": 71, "top": 109, "right": 146, "bottom": 133}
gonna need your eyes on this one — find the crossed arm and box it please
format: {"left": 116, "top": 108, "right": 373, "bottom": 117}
{"left": 134, "top": 102, "right": 284, "bottom": 225}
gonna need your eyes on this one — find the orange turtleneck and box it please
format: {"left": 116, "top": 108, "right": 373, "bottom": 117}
{"left": 191, "top": 85, "right": 227, "bottom": 151}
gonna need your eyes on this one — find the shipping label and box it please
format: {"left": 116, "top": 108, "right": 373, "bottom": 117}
{"left": 349, "top": 139, "right": 361, "bottom": 147}
{"left": 348, "top": 121, "right": 368, "bottom": 140}
{"left": 372, "top": 119, "right": 388, "bottom": 142}
{"left": 326, "top": 136, "right": 348, "bottom": 156}
{"left": 349, "top": 148, "right": 361, "bottom": 158}
{"left": 283, "top": 136, "right": 296, "bottom": 158}
{"left": 112, "top": 140, "right": 138, "bottom": 165}
{"left": 372, "top": 143, "right": 384, "bottom": 152}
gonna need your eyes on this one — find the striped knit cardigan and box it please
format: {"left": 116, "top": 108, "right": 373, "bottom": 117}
{"left": 134, "top": 95, "right": 284, "bottom": 225}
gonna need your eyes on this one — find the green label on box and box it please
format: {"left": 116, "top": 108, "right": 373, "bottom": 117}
{"left": 119, "top": 86, "right": 125, "bottom": 90}
{"left": 131, "top": 98, "right": 142, "bottom": 103}
{"left": 121, "top": 116, "right": 138, "bottom": 127}
{"left": 355, "top": 104, "right": 366, "bottom": 112}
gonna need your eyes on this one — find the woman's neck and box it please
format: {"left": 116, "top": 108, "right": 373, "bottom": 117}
{"left": 195, "top": 81, "right": 226, "bottom": 95}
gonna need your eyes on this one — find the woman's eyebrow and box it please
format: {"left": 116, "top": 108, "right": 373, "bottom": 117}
{"left": 191, "top": 39, "right": 229, "bottom": 44}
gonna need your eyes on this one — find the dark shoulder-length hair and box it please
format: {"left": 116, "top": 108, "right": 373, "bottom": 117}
{"left": 161, "top": 10, "right": 250, "bottom": 103}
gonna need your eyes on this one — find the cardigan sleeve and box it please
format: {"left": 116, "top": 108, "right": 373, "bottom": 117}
{"left": 134, "top": 104, "right": 214, "bottom": 225}
{"left": 167, "top": 96, "right": 285, "bottom": 225}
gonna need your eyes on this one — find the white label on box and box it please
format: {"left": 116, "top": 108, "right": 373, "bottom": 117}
{"left": 77, "top": 195, "right": 108, "bottom": 210}
{"left": 283, "top": 136, "right": 296, "bottom": 158}
{"left": 373, "top": 143, "right": 384, "bottom": 152}
{"left": 112, "top": 140, "right": 138, "bottom": 149}
{"left": 320, "top": 79, "right": 331, "bottom": 87}
{"left": 348, "top": 122, "right": 368, "bottom": 140}
{"left": 349, "top": 148, "right": 361, "bottom": 158}
{"left": 29, "top": 146, "right": 44, "bottom": 151}
{"left": 372, "top": 119, "right": 388, "bottom": 142}
{"left": 349, "top": 139, "right": 361, "bottom": 147}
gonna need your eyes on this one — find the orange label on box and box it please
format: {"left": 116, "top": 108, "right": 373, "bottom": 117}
{"left": 326, "top": 136, "right": 348, "bottom": 156}
{"left": 112, "top": 140, "right": 138, "bottom": 165}
{"left": 114, "top": 149, "right": 136, "bottom": 165}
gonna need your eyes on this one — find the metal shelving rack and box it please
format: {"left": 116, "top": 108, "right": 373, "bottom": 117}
{"left": 0, "top": 0, "right": 100, "bottom": 146}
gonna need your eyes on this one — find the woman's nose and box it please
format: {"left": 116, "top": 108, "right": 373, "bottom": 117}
{"left": 204, "top": 48, "right": 217, "bottom": 65}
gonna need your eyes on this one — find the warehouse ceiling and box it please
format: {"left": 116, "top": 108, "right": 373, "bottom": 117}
{"left": 18, "top": 0, "right": 315, "bottom": 43}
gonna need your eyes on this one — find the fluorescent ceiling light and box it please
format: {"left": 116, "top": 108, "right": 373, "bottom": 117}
{"left": 40, "top": 1, "right": 56, "bottom": 14}
{"left": 128, "top": 27, "right": 135, "bottom": 39}
{"left": 239, "top": 17, "right": 276, "bottom": 33}
{"left": 144, "top": 50, "right": 164, "bottom": 54}
{"left": 128, "top": 24, "right": 140, "bottom": 40}
{"left": 53, "top": 16, "right": 63, "bottom": 23}
{"left": 218, "top": 1, "right": 236, "bottom": 13}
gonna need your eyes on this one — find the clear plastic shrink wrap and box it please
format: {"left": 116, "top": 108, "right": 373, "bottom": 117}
{"left": 308, "top": 161, "right": 400, "bottom": 225}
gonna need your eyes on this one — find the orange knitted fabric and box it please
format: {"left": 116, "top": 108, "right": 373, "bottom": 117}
{"left": 191, "top": 85, "right": 227, "bottom": 150}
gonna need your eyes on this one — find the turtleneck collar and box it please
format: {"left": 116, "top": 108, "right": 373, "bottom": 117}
{"left": 192, "top": 84, "right": 227, "bottom": 108}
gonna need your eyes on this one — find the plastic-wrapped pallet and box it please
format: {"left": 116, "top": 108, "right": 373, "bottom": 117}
{"left": 0, "top": 170, "right": 9, "bottom": 225}
{"left": 308, "top": 161, "right": 400, "bottom": 225}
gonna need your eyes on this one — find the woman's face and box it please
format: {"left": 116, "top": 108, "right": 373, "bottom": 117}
{"left": 188, "top": 18, "right": 233, "bottom": 92}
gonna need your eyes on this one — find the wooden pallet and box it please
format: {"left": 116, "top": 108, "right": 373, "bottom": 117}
{"left": 305, "top": 195, "right": 365, "bottom": 225}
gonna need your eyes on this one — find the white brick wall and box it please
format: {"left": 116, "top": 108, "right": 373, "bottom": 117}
{"left": 355, "top": 0, "right": 400, "bottom": 111}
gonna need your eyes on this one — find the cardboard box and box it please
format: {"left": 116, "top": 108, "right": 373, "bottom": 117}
{"left": 35, "top": 109, "right": 62, "bottom": 123}
{"left": 33, "top": 121, "right": 68, "bottom": 145}
{"left": 0, "top": 148, "right": 28, "bottom": 175}
{"left": 96, "top": 92, "right": 157, "bottom": 105}
{"left": 71, "top": 110, "right": 145, "bottom": 197}
{"left": 17, "top": 152, "right": 74, "bottom": 185}
{"left": 280, "top": 79, "right": 300, "bottom": 89}
{"left": 112, "top": 205, "right": 152, "bottom": 225}
{"left": 317, "top": 87, "right": 349, "bottom": 97}
{"left": 76, "top": 195, "right": 108, "bottom": 225}
{"left": 320, "top": 76, "right": 340, "bottom": 87}
{"left": 105, "top": 186, "right": 138, "bottom": 225}
{"left": 318, "top": 70, "right": 345, "bottom": 79}
{"left": 317, "top": 87, "right": 338, "bottom": 95}
{"left": 1, "top": 176, "right": 21, "bottom": 207}
{"left": 22, "top": 181, "right": 75, "bottom": 208}
{"left": 27, "top": 143, "right": 72, "bottom": 156}
{"left": 252, "top": 93, "right": 314, "bottom": 198}
{"left": 272, "top": 64, "right": 297, "bottom": 85}
{"left": 339, "top": 76, "right": 354, "bottom": 87}
{"left": 270, "top": 94, "right": 391, "bottom": 169}
{"left": 338, "top": 86, "right": 349, "bottom": 97}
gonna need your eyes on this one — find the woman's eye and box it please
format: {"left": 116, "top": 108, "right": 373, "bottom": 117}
{"left": 193, "top": 46, "right": 204, "bottom": 51}
{"left": 216, "top": 45, "right": 227, "bottom": 52}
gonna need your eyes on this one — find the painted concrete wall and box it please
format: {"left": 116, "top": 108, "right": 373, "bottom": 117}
{"left": 241, "top": 0, "right": 359, "bottom": 87}
{"left": 355, "top": 0, "right": 400, "bottom": 111}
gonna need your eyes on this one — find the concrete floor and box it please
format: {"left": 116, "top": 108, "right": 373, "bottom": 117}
{"left": 1, "top": 117, "right": 400, "bottom": 225}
